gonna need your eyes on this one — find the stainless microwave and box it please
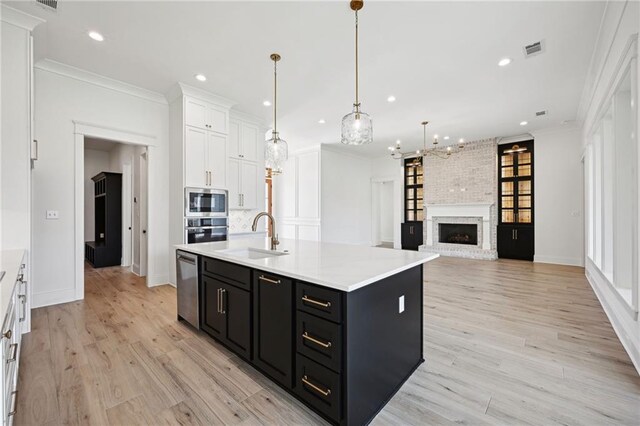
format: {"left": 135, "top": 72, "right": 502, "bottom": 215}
{"left": 185, "top": 187, "right": 228, "bottom": 217}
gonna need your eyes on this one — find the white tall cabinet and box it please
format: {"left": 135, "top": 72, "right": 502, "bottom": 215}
{"left": 1, "top": 6, "right": 42, "bottom": 426}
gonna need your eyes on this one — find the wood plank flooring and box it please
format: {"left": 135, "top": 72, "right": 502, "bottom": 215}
{"left": 15, "top": 257, "right": 640, "bottom": 425}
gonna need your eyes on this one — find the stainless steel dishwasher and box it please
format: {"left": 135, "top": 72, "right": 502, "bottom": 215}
{"left": 176, "top": 250, "right": 199, "bottom": 329}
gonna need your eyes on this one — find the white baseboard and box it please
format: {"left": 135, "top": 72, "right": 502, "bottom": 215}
{"left": 147, "top": 275, "right": 169, "bottom": 287}
{"left": 534, "top": 254, "right": 584, "bottom": 267}
{"left": 32, "top": 288, "right": 77, "bottom": 308}
{"left": 585, "top": 262, "right": 640, "bottom": 375}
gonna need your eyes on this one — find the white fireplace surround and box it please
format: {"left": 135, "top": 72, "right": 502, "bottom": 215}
{"left": 423, "top": 203, "right": 495, "bottom": 256}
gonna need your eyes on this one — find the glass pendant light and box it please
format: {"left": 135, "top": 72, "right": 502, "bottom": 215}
{"left": 265, "top": 53, "right": 288, "bottom": 174}
{"left": 341, "top": 0, "right": 373, "bottom": 145}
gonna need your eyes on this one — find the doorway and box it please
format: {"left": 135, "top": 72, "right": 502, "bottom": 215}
{"left": 75, "top": 121, "right": 155, "bottom": 301}
{"left": 371, "top": 177, "right": 402, "bottom": 249}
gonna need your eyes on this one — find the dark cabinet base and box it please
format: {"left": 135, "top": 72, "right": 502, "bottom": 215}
{"left": 196, "top": 255, "right": 425, "bottom": 426}
{"left": 401, "top": 222, "right": 423, "bottom": 251}
{"left": 498, "top": 225, "right": 534, "bottom": 260}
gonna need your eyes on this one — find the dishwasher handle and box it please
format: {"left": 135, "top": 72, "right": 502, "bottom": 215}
{"left": 177, "top": 253, "right": 196, "bottom": 265}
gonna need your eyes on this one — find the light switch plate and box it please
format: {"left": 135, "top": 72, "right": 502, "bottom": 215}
{"left": 46, "top": 210, "right": 59, "bottom": 219}
{"left": 399, "top": 295, "right": 405, "bottom": 313}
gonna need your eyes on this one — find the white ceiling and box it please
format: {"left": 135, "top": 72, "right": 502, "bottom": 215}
{"left": 10, "top": 1, "right": 604, "bottom": 156}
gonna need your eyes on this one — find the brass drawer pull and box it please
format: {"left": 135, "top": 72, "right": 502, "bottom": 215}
{"left": 2, "top": 329, "right": 11, "bottom": 340}
{"left": 8, "top": 391, "right": 17, "bottom": 416}
{"left": 302, "top": 375, "right": 331, "bottom": 397}
{"left": 303, "top": 332, "right": 331, "bottom": 348}
{"left": 7, "top": 343, "right": 18, "bottom": 363}
{"left": 19, "top": 295, "right": 26, "bottom": 322}
{"left": 301, "top": 295, "right": 331, "bottom": 308}
{"left": 259, "top": 275, "right": 281, "bottom": 285}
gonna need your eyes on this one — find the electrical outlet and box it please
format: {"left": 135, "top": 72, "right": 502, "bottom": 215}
{"left": 399, "top": 295, "right": 405, "bottom": 313}
{"left": 46, "top": 210, "right": 59, "bottom": 220}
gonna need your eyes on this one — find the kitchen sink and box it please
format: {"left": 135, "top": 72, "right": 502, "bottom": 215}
{"left": 219, "top": 247, "right": 289, "bottom": 259}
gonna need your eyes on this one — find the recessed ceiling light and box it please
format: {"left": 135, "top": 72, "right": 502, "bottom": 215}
{"left": 444, "top": 136, "right": 450, "bottom": 140}
{"left": 387, "top": 95, "right": 396, "bottom": 103}
{"left": 498, "top": 58, "right": 512, "bottom": 67}
{"left": 396, "top": 139, "right": 401, "bottom": 144}
{"left": 459, "top": 138, "right": 464, "bottom": 143}
{"left": 88, "top": 31, "right": 104, "bottom": 42}
{"left": 194, "top": 74, "right": 207, "bottom": 82}
{"left": 263, "top": 100, "right": 271, "bottom": 107}
{"left": 520, "top": 121, "right": 528, "bottom": 126}
{"left": 318, "top": 119, "right": 326, "bottom": 124}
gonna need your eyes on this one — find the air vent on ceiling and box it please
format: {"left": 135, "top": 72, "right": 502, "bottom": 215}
{"left": 523, "top": 41, "right": 544, "bottom": 58}
{"left": 535, "top": 110, "right": 548, "bottom": 117}
{"left": 35, "top": 0, "right": 57, "bottom": 11}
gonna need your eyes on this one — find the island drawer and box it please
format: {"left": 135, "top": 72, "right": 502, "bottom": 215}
{"left": 294, "top": 354, "right": 342, "bottom": 423}
{"left": 296, "top": 283, "right": 342, "bottom": 323}
{"left": 202, "top": 257, "right": 251, "bottom": 290}
{"left": 296, "top": 312, "right": 342, "bottom": 373}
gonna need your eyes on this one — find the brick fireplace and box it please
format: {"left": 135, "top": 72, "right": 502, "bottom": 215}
{"left": 419, "top": 138, "right": 498, "bottom": 260}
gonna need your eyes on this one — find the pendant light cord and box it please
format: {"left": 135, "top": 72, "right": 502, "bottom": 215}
{"left": 273, "top": 58, "right": 278, "bottom": 134}
{"left": 355, "top": 9, "right": 359, "bottom": 108}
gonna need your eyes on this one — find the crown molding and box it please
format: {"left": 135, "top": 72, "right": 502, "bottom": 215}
{"left": 1, "top": 5, "right": 45, "bottom": 31}
{"left": 35, "top": 59, "right": 168, "bottom": 105}
{"left": 166, "top": 82, "right": 236, "bottom": 109}
{"left": 530, "top": 123, "right": 580, "bottom": 138}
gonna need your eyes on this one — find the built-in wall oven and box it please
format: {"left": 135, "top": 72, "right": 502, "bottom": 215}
{"left": 185, "top": 217, "right": 228, "bottom": 244}
{"left": 185, "top": 187, "right": 228, "bottom": 217}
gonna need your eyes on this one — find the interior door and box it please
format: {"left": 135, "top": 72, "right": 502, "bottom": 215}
{"left": 139, "top": 150, "right": 148, "bottom": 277}
{"left": 208, "top": 133, "right": 227, "bottom": 187}
{"left": 227, "top": 158, "right": 241, "bottom": 209}
{"left": 241, "top": 161, "right": 258, "bottom": 210}
{"left": 122, "top": 163, "right": 133, "bottom": 267}
{"left": 185, "top": 126, "right": 208, "bottom": 187}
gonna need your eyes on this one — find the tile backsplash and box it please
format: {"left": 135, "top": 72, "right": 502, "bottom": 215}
{"left": 229, "top": 209, "right": 265, "bottom": 234}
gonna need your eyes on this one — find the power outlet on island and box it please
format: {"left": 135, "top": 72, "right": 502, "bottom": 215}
{"left": 46, "top": 210, "right": 59, "bottom": 220}
{"left": 399, "top": 295, "right": 405, "bottom": 313}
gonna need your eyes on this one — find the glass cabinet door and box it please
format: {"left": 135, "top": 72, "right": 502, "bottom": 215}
{"left": 498, "top": 141, "right": 534, "bottom": 225}
{"left": 404, "top": 158, "right": 424, "bottom": 222}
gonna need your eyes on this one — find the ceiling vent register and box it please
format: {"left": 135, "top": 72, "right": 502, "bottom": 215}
{"left": 535, "top": 110, "right": 548, "bottom": 117}
{"left": 523, "top": 41, "right": 543, "bottom": 58}
{"left": 35, "top": 0, "right": 58, "bottom": 11}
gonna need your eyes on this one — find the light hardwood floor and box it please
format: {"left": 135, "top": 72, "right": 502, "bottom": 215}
{"left": 15, "top": 257, "right": 640, "bottom": 425}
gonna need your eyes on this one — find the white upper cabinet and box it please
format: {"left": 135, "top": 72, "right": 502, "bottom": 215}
{"left": 208, "top": 133, "right": 227, "bottom": 187}
{"left": 185, "top": 96, "right": 228, "bottom": 134}
{"left": 227, "top": 158, "right": 241, "bottom": 209}
{"left": 227, "top": 158, "right": 259, "bottom": 210}
{"left": 185, "top": 126, "right": 226, "bottom": 188}
{"left": 228, "top": 119, "right": 259, "bottom": 162}
{"left": 185, "top": 126, "right": 208, "bottom": 187}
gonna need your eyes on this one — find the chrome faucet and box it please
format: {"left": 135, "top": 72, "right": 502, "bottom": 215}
{"left": 251, "top": 212, "right": 279, "bottom": 250}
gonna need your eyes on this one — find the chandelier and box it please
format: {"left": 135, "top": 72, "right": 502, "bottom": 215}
{"left": 389, "top": 121, "right": 464, "bottom": 161}
{"left": 265, "top": 53, "right": 288, "bottom": 174}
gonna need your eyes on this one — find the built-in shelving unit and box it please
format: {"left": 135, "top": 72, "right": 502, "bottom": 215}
{"left": 85, "top": 172, "right": 123, "bottom": 268}
{"left": 402, "top": 157, "right": 424, "bottom": 250}
{"left": 497, "top": 140, "right": 534, "bottom": 260}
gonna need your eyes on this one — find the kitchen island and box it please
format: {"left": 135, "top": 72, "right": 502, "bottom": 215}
{"left": 175, "top": 238, "right": 438, "bottom": 426}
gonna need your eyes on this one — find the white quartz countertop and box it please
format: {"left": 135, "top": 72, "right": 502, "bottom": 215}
{"left": 175, "top": 238, "right": 439, "bottom": 292}
{"left": 0, "top": 250, "right": 25, "bottom": 321}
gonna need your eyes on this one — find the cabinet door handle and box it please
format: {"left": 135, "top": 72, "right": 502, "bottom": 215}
{"left": 7, "top": 343, "right": 18, "bottom": 363}
{"left": 302, "top": 331, "right": 332, "bottom": 348}
{"left": 217, "top": 288, "right": 221, "bottom": 313}
{"left": 221, "top": 289, "right": 227, "bottom": 314}
{"left": 301, "top": 295, "right": 331, "bottom": 308}
{"left": 8, "top": 391, "right": 17, "bottom": 416}
{"left": 259, "top": 275, "right": 280, "bottom": 285}
{"left": 302, "top": 375, "right": 331, "bottom": 397}
{"left": 18, "top": 295, "right": 26, "bottom": 322}
{"left": 515, "top": 229, "right": 518, "bottom": 240}
{"left": 2, "top": 329, "right": 11, "bottom": 340}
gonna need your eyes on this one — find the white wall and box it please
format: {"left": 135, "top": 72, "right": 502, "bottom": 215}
{"left": 32, "top": 63, "right": 170, "bottom": 307}
{"left": 83, "top": 149, "right": 110, "bottom": 241}
{"left": 532, "top": 126, "right": 584, "bottom": 266}
{"left": 320, "top": 146, "right": 372, "bottom": 245}
{"left": 578, "top": 0, "right": 640, "bottom": 374}
{"left": 378, "top": 182, "right": 394, "bottom": 242}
